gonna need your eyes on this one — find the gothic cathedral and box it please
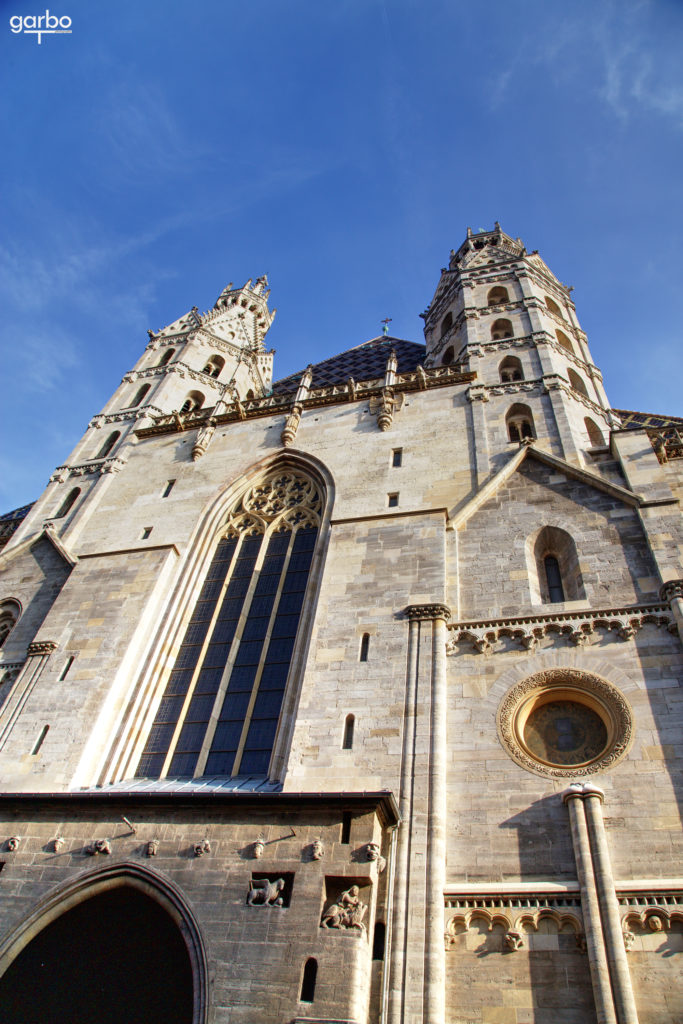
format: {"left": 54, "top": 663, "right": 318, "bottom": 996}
{"left": 0, "top": 225, "right": 682, "bottom": 1024}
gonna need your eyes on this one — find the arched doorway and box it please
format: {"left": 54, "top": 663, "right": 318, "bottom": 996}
{"left": 0, "top": 867, "right": 206, "bottom": 1023}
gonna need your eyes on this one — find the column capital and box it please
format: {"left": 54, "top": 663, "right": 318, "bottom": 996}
{"left": 404, "top": 603, "right": 451, "bottom": 622}
{"left": 562, "top": 781, "right": 605, "bottom": 805}
{"left": 660, "top": 578, "right": 683, "bottom": 603}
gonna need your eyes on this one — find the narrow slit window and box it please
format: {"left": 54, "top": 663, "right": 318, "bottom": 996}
{"left": 373, "top": 922, "right": 386, "bottom": 961}
{"left": 31, "top": 725, "right": 49, "bottom": 755}
{"left": 300, "top": 958, "right": 317, "bottom": 1003}
{"left": 55, "top": 487, "right": 81, "bottom": 519}
{"left": 342, "top": 714, "right": 355, "bottom": 749}
{"left": 141, "top": 527, "right": 153, "bottom": 540}
{"left": 341, "top": 812, "right": 352, "bottom": 845}
{"left": 59, "top": 656, "right": 75, "bottom": 681}
{"left": 392, "top": 448, "right": 403, "bottom": 467}
{"left": 388, "top": 493, "right": 399, "bottom": 508}
{"left": 162, "top": 480, "right": 176, "bottom": 498}
{"left": 359, "top": 633, "right": 370, "bottom": 662}
{"left": 544, "top": 555, "right": 565, "bottom": 603}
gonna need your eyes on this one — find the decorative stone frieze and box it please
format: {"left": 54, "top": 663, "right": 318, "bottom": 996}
{"left": 51, "top": 455, "right": 127, "bottom": 480}
{"left": 444, "top": 890, "right": 584, "bottom": 952}
{"left": 447, "top": 602, "right": 674, "bottom": 655}
{"left": 321, "top": 885, "right": 367, "bottom": 932}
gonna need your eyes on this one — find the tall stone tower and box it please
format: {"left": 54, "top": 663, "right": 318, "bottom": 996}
{"left": 422, "top": 223, "right": 615, "bottom": 476}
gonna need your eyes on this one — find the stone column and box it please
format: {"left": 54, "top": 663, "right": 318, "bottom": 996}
{"left": 563, "top": 784, "right": 617, "bottom": 1024}
{"left": 388, "top": 612, "right": 421, "bottom": 1024}
{"left": 583, "top": 785, "right": 639, "bottom": 1024}
{"left": 424, "top": 607, "right": 450, "bottom": 1024}
{"left": 466, "top": 387, "right": 490, "bottom": 486}
{"left": 660, "top": 580, "right": 683, "bottom": 645}
{"left": 0, "top": 641, "right": 57, "bottom": 752}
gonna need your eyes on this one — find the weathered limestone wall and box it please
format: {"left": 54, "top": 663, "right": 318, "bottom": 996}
{"left": 0, "top": 798, "right": 391, "bottom": 1024}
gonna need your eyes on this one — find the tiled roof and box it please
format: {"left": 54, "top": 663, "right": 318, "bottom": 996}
{"left": 271, "top": 336, "right": 426, "bottom": 394}
{"left": 614, "top": 409, "right": 683, "bottom": 430}
{"left": 0, "top": 502, "right": 33, "bottom": 522}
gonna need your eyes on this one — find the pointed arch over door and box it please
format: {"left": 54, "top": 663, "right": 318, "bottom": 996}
{"left": 0, "top": 862, "right": 208, "bottom": 1024}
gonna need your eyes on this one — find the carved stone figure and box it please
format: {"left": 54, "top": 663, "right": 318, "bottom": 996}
{"left": 648, "top": 915, "right": 664, "bottom": 932}
{"left": 311, "top": 838, "right": 324, "bottom": 860}
{"left": 86, "top": 838, "right": 111, "bottom": 856}
{"left": 146, "top": 839, "right": 159, "bottom": 857}
{"left": 52, "top": 836, "right": 64, "bottom": 852}
{"left": 623, "top": 929, "right": 635, "bottom": 951}
{"left": 321, "top": 885, "right": 367, "bottom": 932}
{"left": 7, "top": 836, "right": 20, "bottom": 852}
{"left": 252, "top": 837, "right": 265, "bottom": 859}
{"left": 247, "top": 876, "right": 285, "bottom": 907}
{"left": 504, "top": 930, "right": 524, "bottom": 951}
{"left": 365, "top": 842, "right": 386, "bottom": 871}
{"left": 194, "top": 838, "right": 211, "bottom": 857}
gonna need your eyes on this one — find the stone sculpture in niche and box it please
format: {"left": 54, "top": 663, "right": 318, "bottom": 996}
{"left": 146, "top": 839, "right": 159, "bottom": 857}
{"left": 7, "top": 836, "right": 20, "bottom": 852}
{"left": 194, "top": 838, "right": 211, "bottom": 857}
{"left": 86, "top": 838, "right": 111, "bottom": 856}
{"left": 247, "top": 876, "right": 285, "bottom": 907}
{"left": 321, "top": 885, "right": 367, "bottom": 932}
{"left": 623, "top": 929, "right": 635, "bottom": 952}
{"left": 648, "top": 915, "right": 664, "bottom": 932}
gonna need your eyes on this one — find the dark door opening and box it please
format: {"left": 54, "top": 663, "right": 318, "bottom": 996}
{"left": 0, "top": 886, "right": 194, "bottom": 1024}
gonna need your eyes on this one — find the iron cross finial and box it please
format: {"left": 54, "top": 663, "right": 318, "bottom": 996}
{"left": 381, "top": 318, "right": 392, "bottom": 336}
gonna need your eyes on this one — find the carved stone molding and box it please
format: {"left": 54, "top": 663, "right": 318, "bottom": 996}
{"left": 27, "top": 641, "right": 57, "bottom": 656}
{"left": 51, "top": 455, "right": 128, "bottom": 480}
{"left": 444, "top": 890, "right": 584, "bottom": 952}
{"left": 660, "top": 579, "right": 683, "bottom": 602}
{"left": 496, "top": 668, "right": 634, "bottom": 779}
{"left": 404, "top": 603, "right": 451, "bottom": 622}
{"left": 447, "top": 603, "right": 674, "bottom": 655}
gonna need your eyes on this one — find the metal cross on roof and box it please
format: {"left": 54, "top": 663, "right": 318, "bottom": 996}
{"left": 381, "top": 318, "right": 392, "bottom": 336}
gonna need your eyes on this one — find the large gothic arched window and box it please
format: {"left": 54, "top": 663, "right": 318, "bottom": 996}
{"left": 136, "top": 467, "right": 322, "bottom": 779}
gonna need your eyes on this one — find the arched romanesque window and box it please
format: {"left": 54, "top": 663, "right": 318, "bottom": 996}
{"left": 440, "top": 312, "right": 453, "bottom": 337}
{"left": 491, "top": 318, "right": 513, "bottom": 340}
{"left": 129, "top": 383, "right": 151, "bottom": 408}
{"left": 545, "top": 295, "right": 563, "bottom": 318}
{"left": 556, "top": 329, "right": 574, "bottom": 354}
{"left": 158, "top": 348, "right": 175, "bottom": 367}
{"left": 136, "top": 467, "right": 323, "bottom": 779}
{"left": 202, "top": 355, "right": 225, "bottom": 378}
{"left": 0, "top": 600, "right": 21, "bottom": 648}
{"left": 499, "top": 355, "right": 523, "bottom": 383}
{"left": 527, "top": 526, "right": 585, "bottom": 605}
{"left": 506, "top": 403, "right": 535, "bottom": 442}
{"left": 567, "top": 367, "right": 588, "bottom": 397}
{"left": 487, "top": 286, "right": 509, "bottom": 305}
{"left": 179, "top": 391, "right": 205, "bottom": 414}
{"left": 97, "top": 431, "right": 120, "bottom": 459}
{"left": 585, "top": 417, "right": 605, "bottom": 447}
{"left": 54, "top": 488, "right": 81, "bottom": 519}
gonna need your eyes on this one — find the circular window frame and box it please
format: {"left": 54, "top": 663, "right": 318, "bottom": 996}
{"left": 496, "top": 669, "right": 634, "bottom": 778}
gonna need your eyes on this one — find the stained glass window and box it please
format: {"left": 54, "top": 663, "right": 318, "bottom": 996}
{"left": 136, "top": 469, "right": 322, "bottom": 779}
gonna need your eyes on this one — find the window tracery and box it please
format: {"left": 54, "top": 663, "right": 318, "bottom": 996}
{"left": 136, "top": 468, "right": 322, "bottom": 779}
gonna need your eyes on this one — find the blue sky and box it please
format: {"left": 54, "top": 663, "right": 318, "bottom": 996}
{"left": 2, "top": 0, "right": 682, "bottom": 509}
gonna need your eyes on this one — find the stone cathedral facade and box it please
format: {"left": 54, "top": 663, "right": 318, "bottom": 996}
{"left": 0, "top": 225, "right": 682, "bottom": 1024}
